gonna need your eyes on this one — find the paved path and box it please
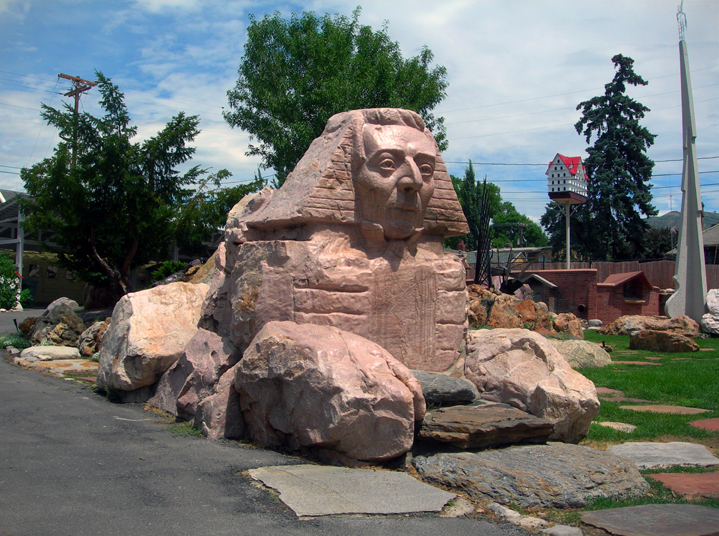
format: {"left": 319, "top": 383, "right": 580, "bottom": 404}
{"left": 0, "top": 356, "right": 530, "bottom": 536}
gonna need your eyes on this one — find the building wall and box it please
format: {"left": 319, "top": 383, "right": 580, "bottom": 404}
{"left": 595, "top": 286, "right": 661, "bottom": 324}
{"left": 2, "top": 250, "right": 86, "bottom": 306}
{"left": 523, "top": 269, "right": 597, "bottom": 320}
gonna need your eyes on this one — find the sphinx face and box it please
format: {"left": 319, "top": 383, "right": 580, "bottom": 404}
{"left": 355, "top": 124, "right": 436, "bottom": 241}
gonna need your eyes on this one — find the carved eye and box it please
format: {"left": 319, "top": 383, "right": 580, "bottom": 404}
{"left": 379, "top": 158, "right": 396, "bottom": 171}
{"left": 419, "top": 163, "right": 434, "bottom": 176}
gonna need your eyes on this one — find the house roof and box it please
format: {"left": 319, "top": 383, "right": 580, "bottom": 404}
{"left": 598, "top": 271, "right": 653, "bottom": 289}
{"left": 547, "top": 153, "right": 589, "bottom": 180}
{"left": 521, "top": 273, "right": 558, "bottom": 289}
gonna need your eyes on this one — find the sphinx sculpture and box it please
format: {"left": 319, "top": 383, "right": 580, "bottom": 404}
{"left": 202, "top": 108, "right": 470, "bottom": 372}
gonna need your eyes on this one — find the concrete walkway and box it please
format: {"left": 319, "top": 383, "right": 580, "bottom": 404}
{"left": 0, "top": 354, "right": 530, "bottom": 536}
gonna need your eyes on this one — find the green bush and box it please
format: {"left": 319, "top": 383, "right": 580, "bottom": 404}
{"left": 150, "top": 261, "right": 187, "bottom": 284}
{"left": 0, "top": 251, "right": 21, "bottom": 309}
{"left": 0, "top": 332, "right": 31, "bottom": 349}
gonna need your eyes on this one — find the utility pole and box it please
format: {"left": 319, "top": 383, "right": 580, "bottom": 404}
{"left": 58, "top": 73, "right": 97, "bottom": 168}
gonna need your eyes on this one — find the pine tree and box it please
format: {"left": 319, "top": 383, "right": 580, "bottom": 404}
{"left": 542, "top": 54, "right": 657, "bottom": 260}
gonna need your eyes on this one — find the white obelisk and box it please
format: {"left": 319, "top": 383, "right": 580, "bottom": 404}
{"left": 665, "top": 2, "right": 707, "bottom": 322}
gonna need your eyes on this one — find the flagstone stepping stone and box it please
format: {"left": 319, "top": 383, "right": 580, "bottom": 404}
{"left": 413, "top": 442, "right": 649, "bottom": 508}
{"left": 690, "top": 418, "right": 719, "bottom": 432}
{"left": 611, "top": 361, "right": 662, "bottom": 366}
{"left": 248, "top": 464, "right": 455, "bottom": 517}
{"left": 699, "top": 347, "right": 714, "bottom": 351}
{"left": 671, "top": 357, "right": 693, "bottom": 361}
{"left": 619, "top": 405, "right": 710, "bottom": 415}
{"left": 607, "top": 442, "right": 719, "bottom": 469}
{"left": 648, "top": 471, "right": 719, "bottom": 498}
{"left": 597, "top": 387, "right": 624, "bottom": 396}
{"left": 12, "top": 357, "right": 98, "bottom": 375}
{"left": 417, "top": 403, "right": 554, "bottom": 449}
{"left": 644, "top": 356, "right": 662, "bottom": 361}
{"left": 601, "top": 397, "right": 653, "bottom": 403}
{"left": 593, "top": 421, "right": 637, "bottom": 433}
{"left": 582, "top": 503, "right": 719, "bottom": 536}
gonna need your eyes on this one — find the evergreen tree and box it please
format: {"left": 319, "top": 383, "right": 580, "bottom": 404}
{"left": 542, "top": 54, "right": 657, "bottom": 260}
{"left": 224, "top": 7, "right": 448, "bottom": 185}
{"left": 20, "top": 72, "right": 244, "bottom": 300}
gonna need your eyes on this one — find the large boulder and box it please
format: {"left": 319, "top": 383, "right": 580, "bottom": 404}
{"left": 629, "top": 330, "right": 699, "bottom": 353}
{"left": 149, "top": 328, "right": 239, "bottom": 419}
{"left": 96, "top": 282, "right": 209, "bottom": 393}
{"left": 29, "top": 297, "right": 85, "bottom": 347}
{"left": 550, "top": 340, "right": 612, "bottom": 369}
{"left": 553, "top": 313, "right": 583, "bottom": 339}
{"left": 701, "top": 289, "right": 719, "bottom": 334}
{"left": 77, "top": 318, "right": 111, "bottom": 357}
{"left": 235, "top": 321, "right": 425, "bottom": 462}
{"left": 602, "top": 314, "right": 700, "bottom": 338}
{"left": 194, "top": 366, "right": 245, "bottom": 440}
{"left": 464, "top": 329, "right": 599, "bottom": 443}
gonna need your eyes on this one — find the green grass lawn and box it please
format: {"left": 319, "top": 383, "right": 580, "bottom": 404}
{"left": 580, "top": 330, "right": 719, "bottom": 446}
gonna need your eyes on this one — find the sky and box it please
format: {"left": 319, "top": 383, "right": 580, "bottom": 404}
{"left": 1, "top": 0, "right": 717, "bottom": 225}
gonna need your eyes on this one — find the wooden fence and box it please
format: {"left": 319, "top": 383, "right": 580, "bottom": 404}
{"left": 514, "top": 259, "right": 719, "bottom": 289}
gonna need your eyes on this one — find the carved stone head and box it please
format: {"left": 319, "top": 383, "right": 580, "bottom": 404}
{"left": 239, "top": 108, "right": 468, "bottom": 244}
{"left": 352, "top": 109, "right": 436, "bottom": 244}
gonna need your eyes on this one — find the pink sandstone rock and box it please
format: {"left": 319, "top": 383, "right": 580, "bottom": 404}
{"left": 553, "top": 313, "right": 584, "bottom": 339}
{"left": 602, "top": 314, "right": 701, "bottom": 338}
{"left": 148, "top": 328, "right": 239, "bottom": 419}
{"left": 464, "top": 329, "right": 600, "bottom": 443}
{"left": 96, "top": 282, "right": 209, "bottom": 392}
{"left": 235, "top": 321, "right": 425, "bottom": 462}
{"left": 194, "top": 366, "right": 245, "bottom": 440}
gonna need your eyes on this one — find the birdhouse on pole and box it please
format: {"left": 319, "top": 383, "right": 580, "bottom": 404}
{"left": 546, "top": 154, "right": 588, "bottom": 268}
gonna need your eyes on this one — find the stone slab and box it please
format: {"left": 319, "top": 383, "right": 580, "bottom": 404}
{"left": 413, "top": 443, "right": 649, "bottom": 508}
{"left": 13, "top": 357, "right": 98, "bottom": 376}
{"left": 691, "top": 418, "right": 719, "bottom": 432}
{"left": 607, "top": 442, "right": 719, "bottom": 469}
{"left": 581, "top": 504, "right": 719, "bottom": 536}
{"left": 418, "top": 403, "right": 553, "bottom": 449}
{"left": 611, "top": 361, "right": 662, "bottom": 366}
{"left": 20, "top": 345, "right": 81, "bottom": 360}
{"left": 648, "top": 471, "right": 719, "bottom": 498}
{"left": 620, "top": 405, "right": 711, "bottom": 415}
{"left": 593, "top": 421, "right": 637, "bottom": 433}
{"left": 248, "top": 464, "right": 455, "bottom": 517}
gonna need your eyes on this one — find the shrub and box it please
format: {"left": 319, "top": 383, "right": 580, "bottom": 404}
{"left": 0, "top": 251, "right": 22, "bottom": 309}
{"left": 150, "top": 261, "right": 187, "bottom": 284}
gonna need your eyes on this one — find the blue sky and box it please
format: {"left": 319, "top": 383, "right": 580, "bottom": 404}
{"left": 1, "top": 0, "right": 717, "bottom": 224}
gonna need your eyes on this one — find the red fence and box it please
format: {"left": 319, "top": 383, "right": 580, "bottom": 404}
{"left": 516, "top": 260, "right": 719, "bottom": 290}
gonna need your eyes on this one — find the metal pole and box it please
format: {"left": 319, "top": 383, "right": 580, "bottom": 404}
{"left": 566, "top": 202, "right": 571, "bottom": 270}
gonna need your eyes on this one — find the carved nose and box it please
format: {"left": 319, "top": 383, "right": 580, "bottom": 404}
{"left": 398, "top": 160, "right": 423, "bottom": 193}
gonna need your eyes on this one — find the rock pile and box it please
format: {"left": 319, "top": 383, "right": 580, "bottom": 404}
{"left": 467, "top": 285, "right": 583, "bottom": 339}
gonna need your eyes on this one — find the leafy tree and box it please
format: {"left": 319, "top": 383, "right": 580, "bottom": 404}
{"left": 20, "top": 72, "right": 222, "bottom": 300}
{"left": 542, "top": 54, "right": 657, "bottom": 260}
{"left": 174, "top": 168, "right": 266, "bottom": 256}
{"left": 224, "top": 7, "right": 448, "bottom": 186}
{"left": 448, "top": 161, "right": 547, "bottom": 250}
{"left": 644, "top": 227, "right": 677, "bottom": 259}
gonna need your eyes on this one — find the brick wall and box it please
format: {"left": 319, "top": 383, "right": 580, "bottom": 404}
{"left": 595, "top": 286, "right": 661, "bottom": 324}
{"left": 524, "top": 269, "right": 598, "bottom": 320}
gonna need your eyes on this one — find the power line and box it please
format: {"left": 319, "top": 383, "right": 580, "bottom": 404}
{"left": 0, "top": 70, "right": 58, "bottom": 83}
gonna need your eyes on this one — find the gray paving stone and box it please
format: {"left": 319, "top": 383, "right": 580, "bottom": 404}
{"left": 541, "top": 526, "right": 583, "bottom": 536}
{"left": 607, "top": 441, "right": 719, "bottom": 469}
{"left": 249, "top": 464, "right": 455, "bottom": 517}
{"left": 581, "top": 503, "right": 719, "bottom": 536}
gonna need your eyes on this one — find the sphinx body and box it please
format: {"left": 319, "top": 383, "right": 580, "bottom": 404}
{"left": 202, "top": 108, "right": 469, "bottom": 372}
